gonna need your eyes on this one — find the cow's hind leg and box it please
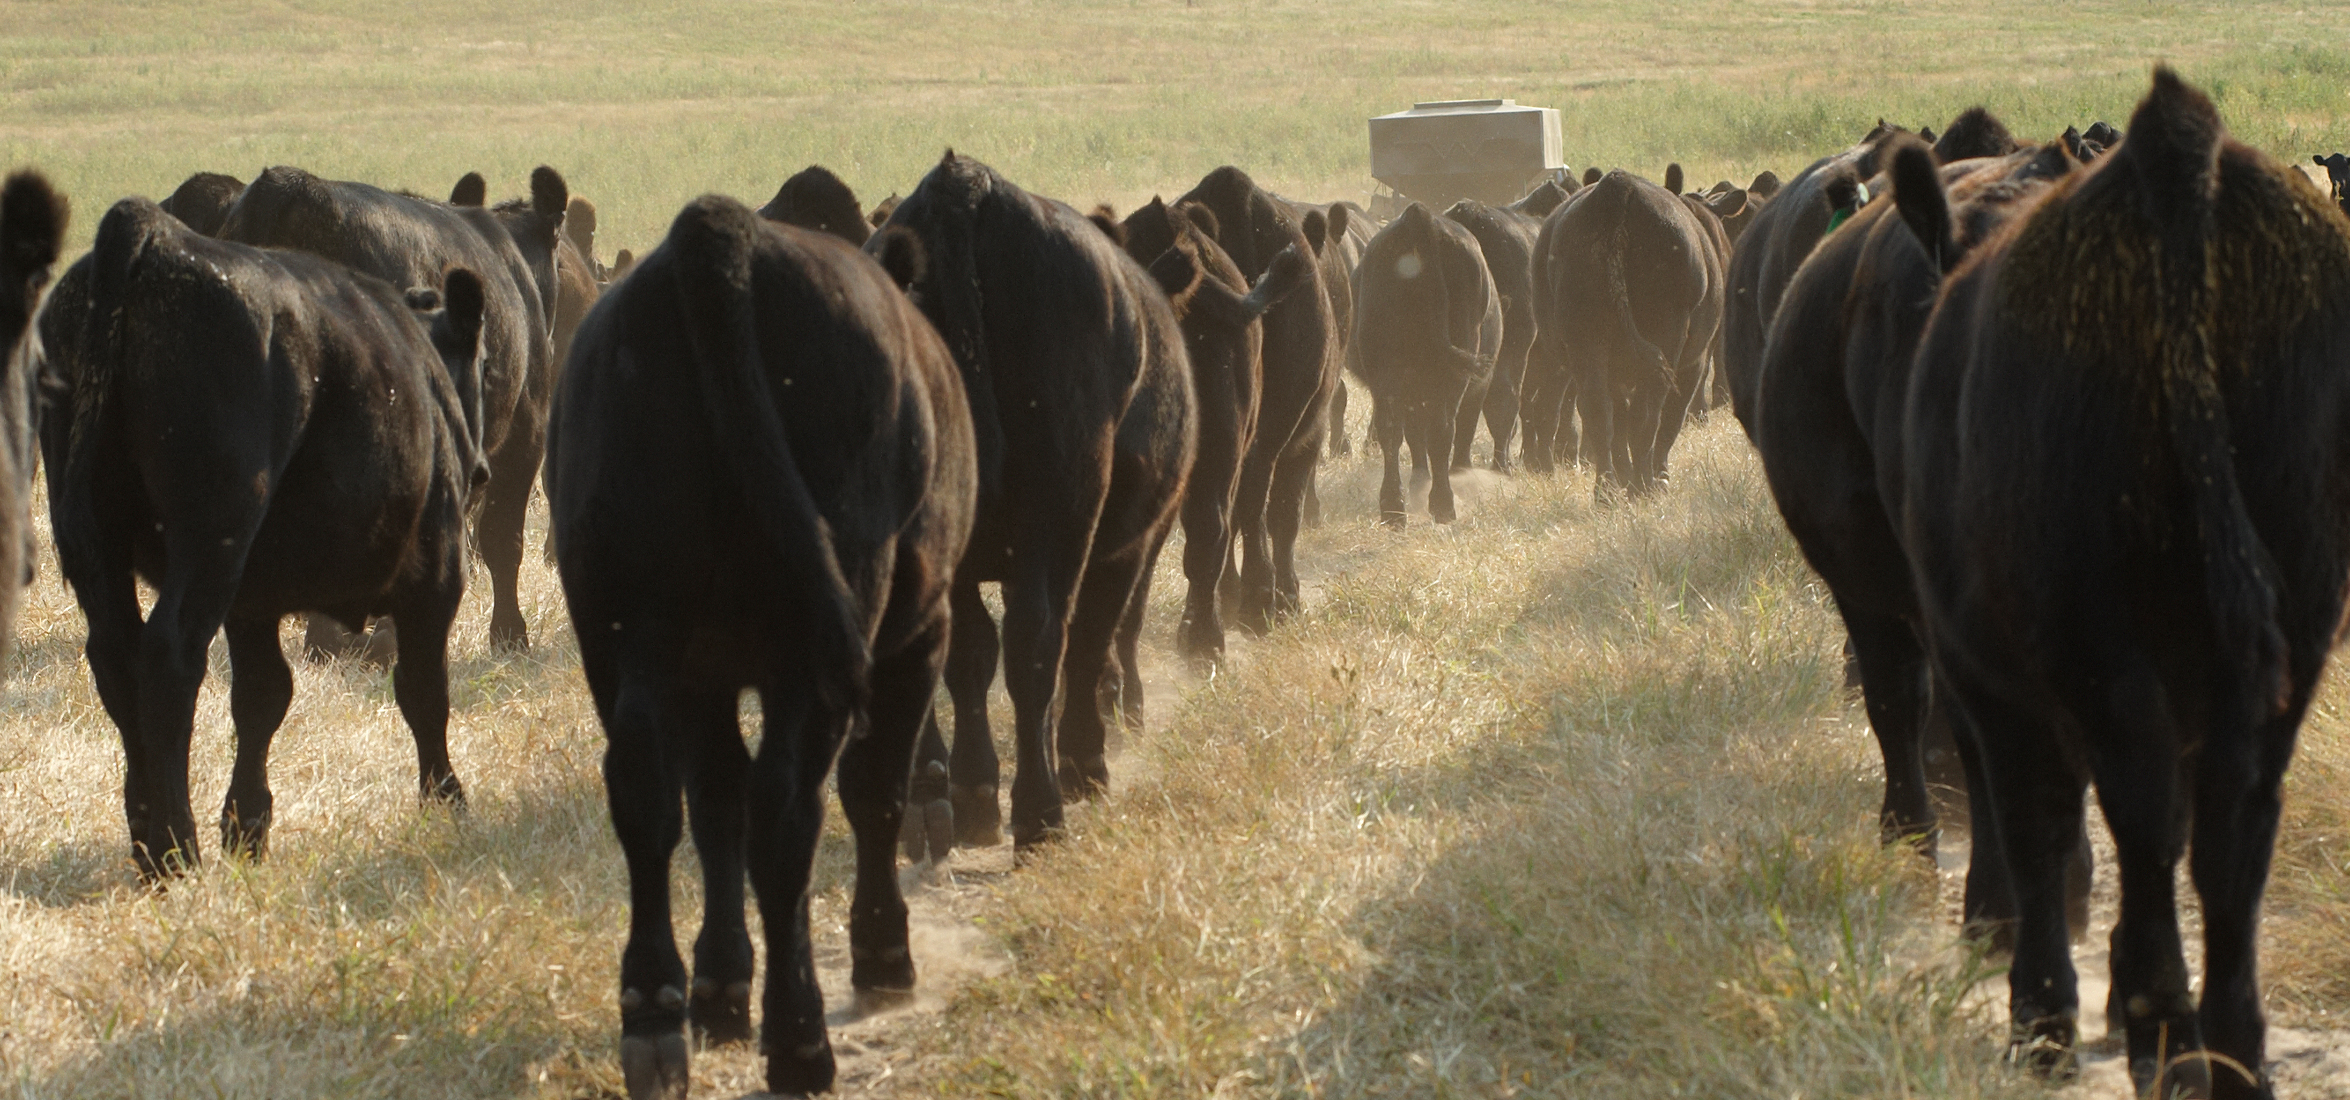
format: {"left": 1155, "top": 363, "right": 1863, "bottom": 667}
{"left": 1264, "top": 442, "right": 1316, "bottom": 622}
{"left": 678, "top": 688, "right": 755, "bottom": 1045}
{"left": 2086, "top": 666, "right": 2207, "bottom": 1098}
{"left": 1845, "top": 611, "right": 1935, "bottom": 856}
{"left": 477, "top": 433, "right": 538, "bottom": 651}
{"left": 1451, "top": 375, "right": 1488, "bottom": 472}
{"left": 2187, "top": 715, "right": 2296, "bottom": 1099}
{"left": 62, "top": 529, "right": 150, "bottom": 872}
{"left": 1057, "top": 547, "right": 1148, "bottom": 801}
{"left": 840, "top": 619, "right": 948, "bottom": 1002}
{"left": 1947, "top": 678, "right": 2087, "bottom": 1080}
{"left": 943, "top": 577, "right": 1002, "bottom": 847}
{"left": 746, "top": 689, "right": 847, "bottom": 1096}
{"left": 1112, "top": 536, "right": 1165, "bottom": 732}
{"left": 389, "top": 580, "right": 465, "bottom": 805}
{"left": 1374, "top": 393, "right": 1407, "bottom": 528}
{"left": 606, "top": 672, "right": 691, "bottom": 1100}
{"left": 1426, "top": 385, "right": 1467, "bottom": 524}
{"left": 129, "top": 539, "right": 246, "bottom": 877}
{"left": 1484, "top": 340, "right": 1524, "bottom": 473}
{"left": 220, "top": 613, "right": 293, "bottom": 857}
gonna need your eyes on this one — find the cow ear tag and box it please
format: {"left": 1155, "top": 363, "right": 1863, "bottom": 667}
{"left": 1825, "top": 181, "right": 1870, "bottom": 235}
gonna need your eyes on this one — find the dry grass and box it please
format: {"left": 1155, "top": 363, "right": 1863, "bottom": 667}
{"left": 4, "top": 2, "right": 2350, "bottom": 1095}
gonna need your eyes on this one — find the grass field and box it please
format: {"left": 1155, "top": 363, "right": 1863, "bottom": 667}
{"left": 3, "top": 1, "right": 2350, "bottom": 1096}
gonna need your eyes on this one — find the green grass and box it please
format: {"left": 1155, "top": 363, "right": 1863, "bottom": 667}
{"left": 4, "top": 3, "right": 2350, "bottom": 1096}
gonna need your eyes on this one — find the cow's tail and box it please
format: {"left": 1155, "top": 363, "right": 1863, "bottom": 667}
{"left": 55, "top": 200, "right": 167, "bottom": 574}
{"left": 668, "top": 195, "right": 871, "bottom": 711}
{"left": 2130, "top": 67, "right": 2290, "bottom": 720}
{"left": 1392, "top": 204, "right": 1486, "bottom": 381}
{"left": 0, "top": 171, "right": 66, "bottom": 356}
{"left": 1603, "top": 183, "right": 1670, "bottom": 388}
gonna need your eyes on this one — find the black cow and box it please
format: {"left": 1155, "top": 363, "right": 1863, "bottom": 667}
{"left": 1119, "top": 197, "right": 1310, "bottom": 660}
{"left": 1537, "top": 169, "right": 1726, "bottom": 498}
{"left": 1320, "top": 200, "right": 1378, "bottom": 462}
{"left": 563, "top": 195, "right": 604, "bottom": 279}
{"left": 41, "top": 198, "right": 488, "bottom": 878}
{"left": 1353, "top": 202, "right": 1499, "bottom": 526}
{"left": 549, "top": 194, "right": 974, "bottom": 1100}
{"left": 1753, "top": 131, "right": 2089, "bottom": 940}
{"left": 759, "top": 165, "right": 871, "bottom": 246}
{"left": 1722, "top": 123, "right": 1905, "bottom": 438}
{"left": 1903, "top": 69, "right": 2350, "bottom": 1098}
{"left": 219, "top": 165, "right": 567, "bottom": 651}
{"left": 2312, "top": 152, "right": 2350, "bottom": 217}
{"left": 881, "top": 152, "right": 1195, "bottom": 847}
{"left": 1177, "top": 167, "right": 1335, "bottom": 631}
{"left": 1441, "top": 198, "right": 1540, "bottom": 471}
{"left": 1664, "top": 166, "right": 1747, "bottom": 431}
{"left": 158, "top": 171, "right": 243, "bottom": 236}
{"left": 450, "top": 172, "right": 603, "bottom": 405}
{"left": 0, "top": 171, "right": 66, "bottom": 660}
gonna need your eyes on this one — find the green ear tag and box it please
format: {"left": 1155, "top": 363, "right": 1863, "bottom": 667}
{"left": 1824, "top": 181, "right": 1870, "bottom": 234}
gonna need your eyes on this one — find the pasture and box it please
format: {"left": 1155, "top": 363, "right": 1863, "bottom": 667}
{"left": 2, "top": 0, "right": 2349, "bottom": 1096}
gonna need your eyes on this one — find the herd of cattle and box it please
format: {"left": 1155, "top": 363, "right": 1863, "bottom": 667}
{"left": 0, "top": 64, "right": 2342, "bottom": 1099}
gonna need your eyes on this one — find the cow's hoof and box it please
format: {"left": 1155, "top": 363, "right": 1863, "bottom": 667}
{"left": 1010, "top": 818, "right": 1065, "bottom": 854}
{"left": 851, "top": 941, "right": 915, "bottom": 993}
{"left": 854, "top": 984, "right": 917, "bottom": 1017}
{"left": 950, "top": 784, "right": 1002, "bottom": 848}
{"left": 423, "top": 773, "right": 467, "bottom": 809}
{"left": 2008, "top": 1011, "right": 2078, "bottom": 1082}
{"left": 690, "top": 977, "right": 753, "bottom": 1045}
{"left": 765, "top": 1037, "right": 837, "bottom": 1098}
{"left": 923, "top": 799, "right": 954, "bottom": 865}
{"left": 899, "top": 800, "right": 928, "bottom": 862}
{"left": 358, "top": 620, "right": 399, "bottom": 670}
{"left": 219, "top": 807, "right": 271, "bottom": 860}
{"left": 1379, "top": 510, "right": 1407, "bottom": 529}
{"left": 619, "top": 1032, "right": 689, "bottom": 1100}
{"left": 487, "top": 614, "right": 529, "bottom": 653}
{"left": 1057, "top": 754, "right": 1108, "bottom": 801}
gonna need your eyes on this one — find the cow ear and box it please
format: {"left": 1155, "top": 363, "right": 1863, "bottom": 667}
{"left": 1889, "top": 137, "right": 1957, "bottom": 273}
{"left": 1919, "top": 126, "right": 1937, "bottom": 144}
{"left": 1088, "top": 205, "right": 1126, "bottom": 246}
{"left": 1749, "top": 170, "right": 1782, "bottom": 199}
{"left": 1300, "top": 208, "right": 1328, "bottom": 255}
{"left": 1706, "top": 187, "right": 1748, "bottom": 219}
{"left": 449, "top": 172, "right": 486, "bottom": 207}
{"left": 613, "top": 249, "right": 635, "bottom": 277}
{"left": 530, "top": 166, "right": 568, "bottom": 226}
{"left": 874, "top": 226, "right": 925, "bottom": 290}
{"left": 1582, "top": 167, "right": 1603, "bottom": 186}
{"left": 1326, "top": 202, "right": 1349, "bottom": 243}
{"left": 1182, "top": 202, "right": 1220, "bottom": 242}
{"left": 1663, "top": 163, "right": 1683, "bottom": 195}
{"left": 404, "top": 287, "right": 442, "bottom": 312}
{"left": 441, "top": 268, "right": 486, "bottom": 349}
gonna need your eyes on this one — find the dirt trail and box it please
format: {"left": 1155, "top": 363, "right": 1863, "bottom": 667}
{"left": 1936, "top": 818, "right": 2350, "bottom": 1098}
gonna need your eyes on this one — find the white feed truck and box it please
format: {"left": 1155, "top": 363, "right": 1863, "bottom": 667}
{"left": 1367, "top": 98, "right": 1567, "bottom": 218}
